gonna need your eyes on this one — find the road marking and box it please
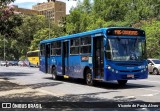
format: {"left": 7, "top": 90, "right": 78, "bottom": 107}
{"left": 36, "top": 89, "right": 65, "bottom": 97}
{"left": 132, "top": 88, "right": 160, "bottom": 97}
{"left": 140, "top": 88, "right": 160, "bottom": 92}
{"left": 140, "top": 80, "right": 160, "bottom": 84}
{"left": 0, "top": 88, "right": 34, "bottom": 96}
{"left": 141, "top": 93, "right": 159, "bottom": 97}
{"left": 0, "top": 79, "right": 5, "bottom": 82}
{"left": 125, "top": 96, "right": 135, "bottom": 99}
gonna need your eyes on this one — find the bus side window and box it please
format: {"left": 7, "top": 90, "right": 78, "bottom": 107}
{"left": 70, "top": 38, "right": 80, "bottom": 55}
{"left": 80, "top": 36, "right": 91, "bottom": 54}
{"left": 40, "top": 44, "right": 45, "bottom": 56}
{"left": 51, "top": 41, "right": 61, "bottom": 56}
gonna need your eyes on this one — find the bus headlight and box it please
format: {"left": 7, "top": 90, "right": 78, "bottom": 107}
{"left": 112, "top": 69, "right": 114, "bottom": 72}
{"left": 107, "top": 66, "right": 111, "bottom": 70}
{"left": 115, "top": 70, "right": 118, "bottom": 73}
{"left": 141, "top": 70, "right": 144, "bottom": 72}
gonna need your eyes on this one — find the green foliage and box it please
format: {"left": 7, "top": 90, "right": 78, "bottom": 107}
{"left": 141, "top": 20, "right": 160, "bottom": 58}
{"left": 65, "top": 0, "right": 160, "bottom": 58}
{"left": 1, "top": 0, "right": 160, "bottom": 60}
{"left": 30, "top": 28, "right": 51, "bottom": 50}
{"left": 14, "top": 15, "right": 48, "bottom": 56}
{"left": 30, "top": 23, "right": 65, "bottom": 50}
{"left": 0, "top": 1, "right": 23, "bottom": 60}
{"left": 19, "top": 55, "right": 26, "bottom": 61}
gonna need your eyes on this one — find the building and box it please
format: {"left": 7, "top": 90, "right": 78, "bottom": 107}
{"left": 13, "top": 5, "right": 39, "bottom": 15}
{"left": 32, "top": 0, "right": 66, "bottom": 24}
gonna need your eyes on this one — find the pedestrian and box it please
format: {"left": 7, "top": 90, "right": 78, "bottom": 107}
{"left": 6, "top": 60, "right": 8, "bottom": 67}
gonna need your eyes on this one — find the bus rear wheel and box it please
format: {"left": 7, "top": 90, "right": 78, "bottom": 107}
{"left": 117, "top": 80, "right": 127, "bottom": 86}
{"left": 86, "top": 69, "right": 94, "bottom": 86}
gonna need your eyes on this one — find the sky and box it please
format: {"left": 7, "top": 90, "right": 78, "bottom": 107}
{"left": 11, "top": 0, "right": 78, "bottom": 14}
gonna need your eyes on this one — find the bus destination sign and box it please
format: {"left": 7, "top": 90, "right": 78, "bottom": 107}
{"left": 114, "top": 30, "right": 138, "bottom": 36}
{"left": 107, "top": 28, "right": 145, "bottom": 36}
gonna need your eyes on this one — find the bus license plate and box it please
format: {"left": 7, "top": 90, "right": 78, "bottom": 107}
{"left": 127, "top": 74, "right": 134, "bottom": 78}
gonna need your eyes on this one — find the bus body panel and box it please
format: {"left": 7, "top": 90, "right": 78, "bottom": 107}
{"left": 47, "top": 55, "right": 91, "bottom": 79}
{"left": 69, "top": 55, "right": 82, "bottom": 78}
{"left": 49, "top": 56, "right": 63, "bottom": 75}
{"left": 40, "top": 56, "right": 45, "bottom": 72}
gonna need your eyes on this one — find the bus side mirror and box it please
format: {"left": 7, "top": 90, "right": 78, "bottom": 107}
{"left": 103, "top": 38, "right": 106, "bottom": 46}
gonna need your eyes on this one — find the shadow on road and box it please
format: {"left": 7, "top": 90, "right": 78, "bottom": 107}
{"left": 24, "top": 82, "right": 62, "bottom": 89}
{"left": 0, "top": 81, "right": 26, "bottom": 91}
{"left": 0, "top": 72, "right": 32, "bottom": 77}
{"left": 43, "top": 77, "right": 154, "bottom": 90}
{"left": 0, "top": 79, "right": 158, "bottom": 111}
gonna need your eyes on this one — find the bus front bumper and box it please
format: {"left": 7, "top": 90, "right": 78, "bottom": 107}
{"left": 105, "top": 68, "right": 148, "bottom": 81}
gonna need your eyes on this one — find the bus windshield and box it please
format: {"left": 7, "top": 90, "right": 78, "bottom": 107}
{"left": 106, "top": 38, "right": 146, "bottom": 61}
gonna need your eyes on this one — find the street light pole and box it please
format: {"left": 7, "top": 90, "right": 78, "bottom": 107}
{"left": 49, "top": 17, "right": 50, "bottom": 39}
{"left": 3, "top": 36, "right": 5, "bottom": 61}
{"left": 48, "top": 10, "right": 51, "bottom": 39}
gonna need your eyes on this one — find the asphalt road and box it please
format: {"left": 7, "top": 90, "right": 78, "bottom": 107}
{"left": 0, "top": 66, "right": 160, "bottom": 111}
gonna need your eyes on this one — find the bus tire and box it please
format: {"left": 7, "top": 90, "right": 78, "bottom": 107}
{"left": 118, "top": 80, "right": 127, "bottom": 86}
{"left": 85, "top": 69, "right": 94, "bottom": 86}
{"left": 52, "top": 67, "right": 58, "bottom": 80}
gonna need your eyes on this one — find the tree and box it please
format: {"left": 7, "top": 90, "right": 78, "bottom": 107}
{"left": 0, "top": 1, "right": 23, "bottom": 60}
{"left": 141, "top": 20, "right": 160, "bottom": 58}
{"left": 30, "top": 23, "right": 65, "bottom": 51}
{"left": 13, "top": 15, "right": 48, "bottom": 57}
{"left": 0, "top": 0, "right": 22, "bottom": 38}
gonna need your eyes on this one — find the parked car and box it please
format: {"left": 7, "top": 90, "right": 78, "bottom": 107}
{"left": 0, "top": 61, "right": 9, "bottom": 66}
{"left": 0, "top": 61, "right": 5, "bottom": 66}
{"left": 148, "top": 59, "right": 160, "bottom": 75}
{"left": 9, "top": 61, "right": 18, "bottom": 66}
{"left": 18, "top": 61, "right": 27, "bottom": 66}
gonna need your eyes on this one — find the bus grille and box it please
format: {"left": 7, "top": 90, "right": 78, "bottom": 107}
{"left": 119, "top": 70, "right": 141, "bottom": 73}
{"left": 119, "top": 70, "right": 130, "bottom": 72}
{"left": 116, "top": 63, "right": 139, "bottom": 66}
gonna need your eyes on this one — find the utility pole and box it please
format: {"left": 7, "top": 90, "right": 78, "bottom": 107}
{"left": 3, "top": 36, "right": 5, "bottom": 61}
{"left": 48, "top": 10, "right": 51, "bottom": 39}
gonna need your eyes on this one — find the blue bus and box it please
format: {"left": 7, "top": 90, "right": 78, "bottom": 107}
{"left": 39, "top": 27, "right": 148, "bottom": 86}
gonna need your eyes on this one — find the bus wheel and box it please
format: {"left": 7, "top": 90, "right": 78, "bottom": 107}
{"left": 52, "top": 67, "right": 58, "bottom": 80}
{"left": 86, "top": 69, "right": 94, "bottom": 86}
{"left": 118, "top": 80, "right": 127, "bottom": 86}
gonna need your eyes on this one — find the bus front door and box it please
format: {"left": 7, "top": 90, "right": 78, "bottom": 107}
{"left": 93, "top": 36, "right": 104, "bottom": 79}
{"left": 62, "top": 41, "right": 69, "bottom": 75}
{"left": 45, "top": 44, "right": 50, "bottom": 73}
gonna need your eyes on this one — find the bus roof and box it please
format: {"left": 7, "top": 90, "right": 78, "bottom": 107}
{"left": 27, "top": 50, "right": 39, "bottom": 53}
{"left": 40, "top": 27, "right": 144, "bottom": 44}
